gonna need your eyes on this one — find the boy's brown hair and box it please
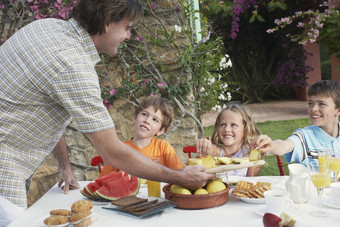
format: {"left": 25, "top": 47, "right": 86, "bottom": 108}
{"left": 71, "top": 0, "right": 143, "bottom": 35}
{"left": 134, "top": 96, "right": 173, "bottom": 132}
{"left": 308, "top": 80, "right": 340, "bottom": 108}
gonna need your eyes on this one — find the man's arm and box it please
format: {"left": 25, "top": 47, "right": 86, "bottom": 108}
{"left": 53, "top": 134, "right": 80, "bottom": 193}
{"left": 86, "top": 127, "right": 215, "bottom": 189}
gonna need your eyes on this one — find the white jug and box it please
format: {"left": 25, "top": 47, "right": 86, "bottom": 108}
{"left": 285, "top": 163, "right": 312, "bottom": 203}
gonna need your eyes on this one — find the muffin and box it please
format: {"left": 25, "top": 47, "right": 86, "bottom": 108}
{"left": 69, "top": 210, "right": 92, "bottom": 227}
{"left": 50, "top": 209, "right": 72, "bottom": 217}
{"left": 71, "top": 200, "right": 93, "bottom": 213}
{"left": 43, "top": 215, "right": 69, "bottom": 227}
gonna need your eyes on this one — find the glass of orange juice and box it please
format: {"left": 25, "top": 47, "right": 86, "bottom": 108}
{"left": 308, "top": 161, "right": 331, "bottom": 217}
{"left": 330, "top": 150, "right": 340, "bottom": 182}
{"left": 313, "top": 149, "right": 331, "bottom": 175}
{"left": 147, "top": 158, "right": 161, "bottom": 197}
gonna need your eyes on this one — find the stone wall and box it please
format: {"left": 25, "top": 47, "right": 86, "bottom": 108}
{"left": 27, "top": 0, "right": 198, "bottom": 207}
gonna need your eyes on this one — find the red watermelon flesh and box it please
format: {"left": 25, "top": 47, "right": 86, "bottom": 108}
{"left": 84, "top": 181, "right": 101, "bottom": 197}
{"left": 95, "top": 171, "right": 125, "bottom": 186}
{"left": 95, "top": 175, "right": 140, "bottom": 200}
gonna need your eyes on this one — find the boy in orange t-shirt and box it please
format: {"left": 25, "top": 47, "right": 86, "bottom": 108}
{"left": 99, "top": 96, "right": 184, "bottom": 177}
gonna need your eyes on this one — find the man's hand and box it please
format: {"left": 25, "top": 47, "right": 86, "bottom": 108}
{"left": 58, "top": 167, "right": 80, "bottom": 194}
{"left": 53, "top": 134, "right": 79, "bottom": 194}
{"left": 176, "top": 165, "right": 215, "bottom": 190}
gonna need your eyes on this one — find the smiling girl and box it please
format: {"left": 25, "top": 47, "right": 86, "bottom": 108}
{"left": 196, "top": 103, "right": 261, "bottom": 176}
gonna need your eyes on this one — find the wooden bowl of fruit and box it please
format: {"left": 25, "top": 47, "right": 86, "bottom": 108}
{"left": 162, "top": 180, "right": 230, "bottom": 209}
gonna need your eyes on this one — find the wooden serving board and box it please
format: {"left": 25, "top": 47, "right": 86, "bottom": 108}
{"left": 205, "top": 160, "right": 266, "bottom": 174}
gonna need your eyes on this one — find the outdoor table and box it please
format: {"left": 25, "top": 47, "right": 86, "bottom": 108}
{"left": 9, "top": 176, "right": 340, "bottom": 227}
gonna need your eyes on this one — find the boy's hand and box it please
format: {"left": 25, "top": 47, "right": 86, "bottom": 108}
{"left": 251, "top": 135, "right": 273, "bottom": 153}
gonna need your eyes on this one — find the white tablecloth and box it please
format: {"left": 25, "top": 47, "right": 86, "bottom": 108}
{"left": 9, "top": 176, "right": 340, "bottom": 227}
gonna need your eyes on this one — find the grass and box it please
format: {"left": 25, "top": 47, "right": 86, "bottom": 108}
{"left": 204, "top": 118, "right": 311, "bottom": 176}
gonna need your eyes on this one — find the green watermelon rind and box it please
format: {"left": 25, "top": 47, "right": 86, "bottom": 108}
{"left": 95, "top": 176, "right": 141, "bottom": 201}
{"left": 80, "top": 188, "right": 95, "bottom": 200}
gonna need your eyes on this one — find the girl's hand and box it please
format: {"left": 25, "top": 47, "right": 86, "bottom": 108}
{"left": 251, "top": 135, "right": 273, "bottom": 153}
{"left": 196, "top": 138, "right": 213, "bottom": 156}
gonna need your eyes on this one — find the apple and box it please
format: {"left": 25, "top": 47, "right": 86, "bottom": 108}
{"left": 262, "top": 213, "right": 282, "bottom": 227}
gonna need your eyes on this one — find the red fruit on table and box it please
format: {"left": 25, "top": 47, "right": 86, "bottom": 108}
{"left": 263, "top": 213, "right": 282, "bottom": 227}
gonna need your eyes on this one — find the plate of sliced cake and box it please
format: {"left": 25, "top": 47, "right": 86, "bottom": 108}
{"left": 102, "top": 195, "right": 177, "bottom": 218}
{"left": 231, "top": 180, "right": 271, "bottom": 204}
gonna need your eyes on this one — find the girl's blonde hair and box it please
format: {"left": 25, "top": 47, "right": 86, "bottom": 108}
{"left": 211, "top": 103, "right": 260, "bottom": 151}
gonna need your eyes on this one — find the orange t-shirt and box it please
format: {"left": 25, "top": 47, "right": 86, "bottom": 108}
{"left": 99, "top": 138, "right": 184, "bottom": 177}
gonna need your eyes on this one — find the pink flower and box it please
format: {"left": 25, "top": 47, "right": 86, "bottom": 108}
{"left": 157, "top": 82, "right": 165, "bottom": 88}
{"left": 103, "top": 100, "right": 112, "bottom": 109}
{"left": 174, "top": 5, "right": 181, "bottom": 12}
{"left": 109, "top": 89, "right": 116, "bottom": 95}
{"left": 152, "top": 3, "right": 157, "bottom": 9}
{"left": 0, "top": 4, "right": 4, "bottom": 9}
{"left": 150, "top": 93, "right": 154, "bottom": 96}
{"left": 135, "top": 36, "right": 144, "bottom": 41}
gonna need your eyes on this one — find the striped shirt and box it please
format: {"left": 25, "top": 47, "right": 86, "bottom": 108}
{"left": 285, "top": 123, "right": 340, "bottom": 166}
{"left": 0, "top": 18, "right": 114, "bottom": 207}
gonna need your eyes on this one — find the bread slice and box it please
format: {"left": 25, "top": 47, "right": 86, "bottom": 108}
{"left": 111, "top": 195, "right": 148, "bottom": 207}
{"left": 123, "top": 200, "right": 158, "bottom": 212}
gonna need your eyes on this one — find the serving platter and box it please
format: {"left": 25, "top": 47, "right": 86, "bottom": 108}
{"left": 205, "top": 160, "right": 266, "bottom": 174}
{"left": 102, "top": 197, "right": 176, "bottom": 218}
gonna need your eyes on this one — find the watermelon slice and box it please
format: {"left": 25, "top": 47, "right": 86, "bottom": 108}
{"left": 95, "top": 171, "right": 125, "bottom": 186}
{"left": 95, "top": 175, "right": 140, "bottom": 200}
{"left": 80, "top": 188, "right": 95, "bottom": 200}
{"left": 84, "top": 181, "right": 101, "bottom": 197}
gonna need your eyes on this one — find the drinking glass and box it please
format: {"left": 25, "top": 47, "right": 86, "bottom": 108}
{"left": 147, "top": 158, "right": 161, "bottom": 197}
{"left": 329, "top": 150, "right": 340, "bottom": 182}
{"left": 317, "top": 149, "right": 331, "bottom": 186}
{"left": 308, "top": 161, "right": 331, "bottom": 217}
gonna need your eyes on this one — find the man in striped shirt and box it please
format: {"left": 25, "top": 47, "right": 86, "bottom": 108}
{"left": 0, "top": 0, "right": 214, "bottom": 225}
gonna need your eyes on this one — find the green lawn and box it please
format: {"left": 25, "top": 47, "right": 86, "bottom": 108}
{"left": 204, "top": 118, "right": 311, "bottom": 176}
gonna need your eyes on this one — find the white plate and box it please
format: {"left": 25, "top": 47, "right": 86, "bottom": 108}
{"left": 230, "top": 189, "right": 265, "bottom": 204}
{"left": 322, "top": 194, "right": 340, "bottom": 209}
{"left": 84, "top": 198, "right": 110, "bottom": 206}
{"left": 32, "top": 214, "right": 100, "bottom": 227}
{"left": 254, "top": 204, "right": 300, "bottom": 218}
{"left": 245, "top": 218, "right": 306, "bottom": 227}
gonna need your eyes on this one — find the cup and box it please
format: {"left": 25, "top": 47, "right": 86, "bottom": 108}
{"left": 147, "top": 158, "right": 161, "bottom": 197}
{"left": 330, "top": 182, "right": 340, "bottom": 205}
{"left": 264, "top": 190, "right": 293, "bottom": 216}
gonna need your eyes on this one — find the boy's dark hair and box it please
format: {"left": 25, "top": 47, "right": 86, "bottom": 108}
{"left": 71, "top": 0, "right": 143, "bottom": 35}
{"left": 135, "top": 96, "right": 173, "bottom": 132}
{"left": 308, "top": 80, "right": 340, "bottom": 108}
